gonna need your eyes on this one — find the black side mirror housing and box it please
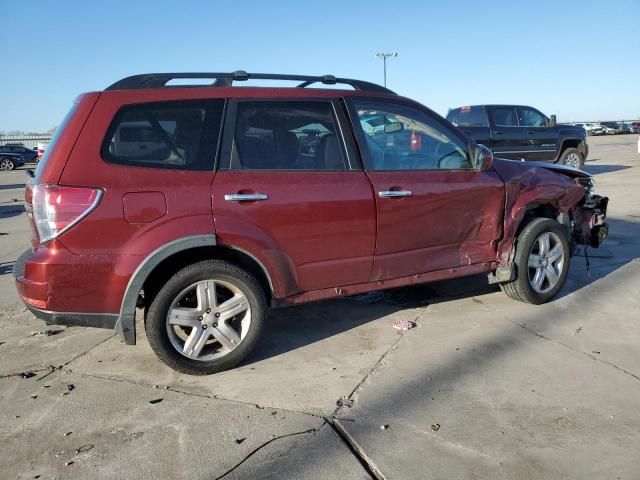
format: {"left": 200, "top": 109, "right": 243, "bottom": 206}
{"left": 549, "top": 115, "right": 557, "bottom": 127}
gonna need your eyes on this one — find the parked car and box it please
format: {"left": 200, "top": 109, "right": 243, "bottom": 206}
{"left": 13, "top": 71, "right": 609, "bottom": 375}
{"left": 446, "top": 105, "right": 588, "bottom": 168}
{"left": 574, "top": 123, "right": 603, "bottom": 136}
{"left": 0, "top": 143, "right": 38, "bottom": 163}
{"left": 596, "top": 123, "right": 617, "bottom": 135}
{"left": 600, "top": 122, "right": 625, "bottom": 134}
{"left": 617, "top": 123, "right": 634, "bottom": 134}
{"left": 0, "top": 153, "right": 25, "bottom": 171}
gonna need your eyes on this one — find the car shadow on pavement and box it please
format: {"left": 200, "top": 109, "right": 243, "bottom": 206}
{"left": 246, "top": 277, "right": 499, "bottom": 366}
{"left": 559, "top": 216, "right": 640, "bottom": 298}
{"left": 582, "top": 164, "right": 630, "bottom": 175}
{"left": 232, "top": 258, "right": 640, "bottom": 479}
{"left": 246, "top": 217, "right": 638, "bottom": 366}
{"left": 0, "top": 261, "right": 14, "bottom": 276}
{"left": 0, "top": 183, "right": 25, "bottom": 191}
{"left": 0, "top": 203, "right": 25, "bottom": 219}
{"left": 0, "top": 204, "right": 25, "bottom": 219}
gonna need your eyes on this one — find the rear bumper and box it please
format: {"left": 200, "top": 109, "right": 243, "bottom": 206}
{"left": 13, "top": 245, "right": 137, "bottom": 333}
{"left": 23, "top": 304, "right": 118, "bottom": 330}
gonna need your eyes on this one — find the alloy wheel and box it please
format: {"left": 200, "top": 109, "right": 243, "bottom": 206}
{"left": 165, "top": 279, "right": 251, "bottom": 361}
{"left": 564, "top": 152, "right": 581, "bottom": 168}
{"left": 0, "top": 159, "right": 13, "bottom": 170}
{"left": 527, "top": 232, "right": 565, "bottom": 294}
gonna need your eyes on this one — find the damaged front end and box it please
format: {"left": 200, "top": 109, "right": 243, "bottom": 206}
{"left": 572, "top": 176, "right": 609, "bottom": 249}
{"left": 489, "top": 158, "right": 610, "bottom": 284}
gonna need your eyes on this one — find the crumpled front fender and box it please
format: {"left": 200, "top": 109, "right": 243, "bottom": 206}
{"left": 492, "top": 159, "right": 587, "bottom": 267}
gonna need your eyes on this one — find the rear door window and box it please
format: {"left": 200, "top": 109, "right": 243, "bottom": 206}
{"left": 102, "top": 100, "right": 224, "bottom": 170}
{"left": 447, "top": 107, "right": 489, "bottom": 127}
{"left": 492, "top": 107, "right": 519, "bottom": 127}
{"left": 228, "top": 101, "right": 347, "bottom": 171}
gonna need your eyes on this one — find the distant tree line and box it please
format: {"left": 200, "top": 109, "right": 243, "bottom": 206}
{"left": 0, "top": 127, "right": 57, "bottom": 136}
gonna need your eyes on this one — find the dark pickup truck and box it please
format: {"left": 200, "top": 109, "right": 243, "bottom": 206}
{"left": 446, "top": 105, "right": 588, "bottom": 168}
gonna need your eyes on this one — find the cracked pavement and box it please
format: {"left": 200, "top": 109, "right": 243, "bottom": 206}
{"left": 1, "top": 135, "right": 640, "bottom": 479}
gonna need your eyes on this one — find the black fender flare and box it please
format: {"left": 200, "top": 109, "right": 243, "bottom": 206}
{"left": 555, "top": 138, "right": 585, "bottom": 162}
{"left": 114, "top": 235, "right": 217, "bottom": 344}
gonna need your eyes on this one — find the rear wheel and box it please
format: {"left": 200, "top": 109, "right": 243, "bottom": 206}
{"left": 146, "top": 259, "right": 266, "bottom": 375}
{"left": 559, "top": 147, "right": 584, "bottom": 169}
{"left": 500, "top": 218, "right": 570, "bottom": 304}
{"left": 0, "top": 158, "right": 15, "bottom": 171}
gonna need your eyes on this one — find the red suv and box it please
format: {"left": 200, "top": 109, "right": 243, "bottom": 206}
{"left": 14, "top": 71, "right": 609, "bottom": 375}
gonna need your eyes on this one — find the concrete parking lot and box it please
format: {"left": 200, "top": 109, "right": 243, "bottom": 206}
{"left": 1, "top": 135, "right": 639, "bottom": 479}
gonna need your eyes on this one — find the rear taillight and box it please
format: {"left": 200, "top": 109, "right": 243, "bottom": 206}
{"left": 32, "top": 185, "right": 102, "bottom": 243}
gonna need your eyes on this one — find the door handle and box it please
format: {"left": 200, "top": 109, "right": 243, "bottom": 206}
{"left": 378, "top": 190, "right": 412, "bottom": 198}
{"left": 224, "top": 193, "right": 268, "bottom": 202}
{"left": 526, "top": 131, "right": 537, "bottom": 135}
{"left": 494, "top": 131, "right": 504, "bottom": 135}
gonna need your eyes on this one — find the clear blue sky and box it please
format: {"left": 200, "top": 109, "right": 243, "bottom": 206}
{"left": 1, "top": 0, "right": 638, "bottom": 132}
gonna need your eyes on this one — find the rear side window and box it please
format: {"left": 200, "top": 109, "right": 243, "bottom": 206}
{"left": 229, "top": 101, "right": 347, "bottom": 171}
{"left": 492, "top": 107, "right": 518, "bottom": 127}
{"left": 447, "top": 107, "right": 488, "bottom": 127}
{"left": 35, "top": 103, "right": 79, "bottom": 181}
{"left": 102, "top": 100, "right": 224, "bottom": 170}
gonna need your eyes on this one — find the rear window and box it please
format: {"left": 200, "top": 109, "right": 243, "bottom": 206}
{"left": 102, "top": 100, "right": 224, "bottom": 170}
{"left": 446, "top": 107, "right": 488, "bottom": 127}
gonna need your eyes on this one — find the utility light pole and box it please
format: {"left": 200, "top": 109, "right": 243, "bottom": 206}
{"left": 375, "top": 52, "right": 397, "bottom": 87}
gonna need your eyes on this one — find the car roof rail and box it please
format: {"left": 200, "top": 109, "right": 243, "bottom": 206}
{"left": 105, "top": 71, "right": 396, "bottom": 94}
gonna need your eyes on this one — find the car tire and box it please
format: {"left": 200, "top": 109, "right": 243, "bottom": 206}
{"left": 500, "top": 218, "right": 570, "bottom": 305}
{"left": 559, "top": 147, "right": 584, "bottom": 169}
{"left": 146, "top": 259, "right": 266, "bottom": 375}
{"left": 0, "top": 158, "right": 15, "bottom": 171}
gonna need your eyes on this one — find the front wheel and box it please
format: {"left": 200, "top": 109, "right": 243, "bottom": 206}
{"left": 500, "top": 218, "right": 570, "bottom": 304}
{"left": 146, "top": 259, "right": 266, "bottom": 375}
{"left": 559, "top": 147, "right": 584, "bottom": 169}
{"left": 0, "top": 158, "right": 15, "bottom": 171}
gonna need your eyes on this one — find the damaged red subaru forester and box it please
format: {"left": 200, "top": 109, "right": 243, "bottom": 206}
{"left": 14, "top": 71, "right": 609, "bottom": 375}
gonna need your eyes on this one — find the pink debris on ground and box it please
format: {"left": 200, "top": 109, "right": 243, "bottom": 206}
{"left": 393, "top": 320, "right": 416, "bottom": 331}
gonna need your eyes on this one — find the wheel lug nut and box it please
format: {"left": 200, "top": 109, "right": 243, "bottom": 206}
{"left": 213, "top": 323, "right": 218, "bottom": 327}
{"left": 202, "top": 325, "right": 207, "bottom": 330}
{"left": 198, "top": 316, "right": 203, "bottom": 321}
{"left": 214, "top": 313, "right": 220, "bottom": 318}
{"left": 206, "top": 308, "right": 211, "bottom": 313}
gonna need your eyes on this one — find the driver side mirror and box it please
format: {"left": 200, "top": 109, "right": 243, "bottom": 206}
{"left": 474, "top": 144, "right": 494, "bottom": 171}
{"left": 549, "top": 115, "right": 557, "bottom": 127}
